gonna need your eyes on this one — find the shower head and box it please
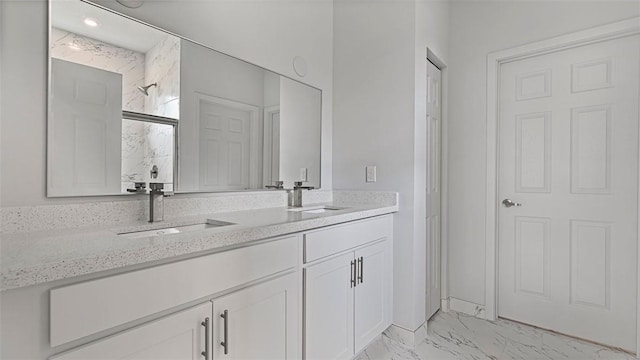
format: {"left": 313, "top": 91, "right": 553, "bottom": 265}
{"left": 137, "top": 82, "right": 157, "bottom": 96}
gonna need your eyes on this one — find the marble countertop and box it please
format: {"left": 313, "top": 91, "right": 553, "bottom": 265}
{"left": 1, "top": 200, "right": 397, "bottom": 291}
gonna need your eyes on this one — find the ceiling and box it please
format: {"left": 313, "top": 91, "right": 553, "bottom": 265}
{"left": 51, "top": 0, "right": 169, "bottom": 54}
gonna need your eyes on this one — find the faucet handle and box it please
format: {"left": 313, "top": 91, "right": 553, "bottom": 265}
{"left": 126, "top": 182, "right": 147, "bottom": 193}
{"left": 294, "top": 181, "right": 314, "bottom": 190}
{"left": 265, "top": 180, "right": 284, "bottom": 189}
{"left": 149, "top": 182, "right": 164, "bottom": 191}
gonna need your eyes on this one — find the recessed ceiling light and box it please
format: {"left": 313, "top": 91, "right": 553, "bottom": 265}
{"left": 83, "top": 17, "right": 99, "bottom": 27}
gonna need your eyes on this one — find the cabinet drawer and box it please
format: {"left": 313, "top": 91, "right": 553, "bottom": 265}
{"left": 51, "top": 302, "right": 211, "bottom": 360}
{"left": 304, "top": 215, "right": 390, "bottom": 263}
{"left": 50, "top": 235, "right": 298, "bottom": 347}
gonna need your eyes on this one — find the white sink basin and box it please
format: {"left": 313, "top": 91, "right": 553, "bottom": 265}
{"left": 287, "top": 205, "right": 348, "bottom": 213}
{"left": 118, "top": 219, "right": 234, "bottom": 239}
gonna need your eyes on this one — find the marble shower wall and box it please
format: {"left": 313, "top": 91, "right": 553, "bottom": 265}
{"left": 121, "top": 120, "right": 146, "bottom": 191}
{"left": 50, "top": 28, "right": 145, "bottom": 113}
{"left": 141, "top": 35, "right": 180, "bottom": 189}
{"left": 144, "top": 35, "right": 180, "bottom": 118}
{"left": 121, "top": 120, "right": 174, "bottom": 192}
{"left": 50, "top": 28, "right": 178, "bottom": 193}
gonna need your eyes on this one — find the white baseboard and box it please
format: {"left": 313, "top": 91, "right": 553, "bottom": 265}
{"left": 446, "top": 297, "right": 488, "bottom": 320}
{"left": 441, "top": 298, "right": 450, "bottom": 312}
{"left": 383, "top": 323, "right": 427, "bottom": 348}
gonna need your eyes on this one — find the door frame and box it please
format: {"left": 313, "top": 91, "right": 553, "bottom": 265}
{"left": 484, "top": 16, "right": 640, "bottom": 354}
{"left": 263, "top": 105, "right": 280, "bottom": 187}
{"left": 426, "top": 48, "right": 449, "bottom": 317}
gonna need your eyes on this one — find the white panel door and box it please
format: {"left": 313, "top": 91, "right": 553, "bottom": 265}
{"left": 354, "top": 241, "right": 391, "bottom": 352}
{"left": 211, "top": 272, "right": 298, "bottom": 359}
{"left": 49, "top": 58, "right": 122, "bottom": 196}
{"left": 51, "top": 302, "right": 212, "bottom": 360}
{"left": 426, "top": 60, "right": 442, "bottom": 320}
{"left": 498, "top": 35, "right": 639, "bottom": 351}
{"left": 304, "top": 253, "right": 355, "bottom": 360}
{"left": 198, "top": 99, "right": 251, "bottom": 191}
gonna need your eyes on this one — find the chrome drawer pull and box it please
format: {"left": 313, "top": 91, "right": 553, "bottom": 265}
{"left": 220, "top": 310, "right": 229, "bottom": 354}
{"left": 201, "top": 317, "right": 209, "bottom": 358}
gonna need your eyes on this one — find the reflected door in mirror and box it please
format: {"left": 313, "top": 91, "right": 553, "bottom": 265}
{"left": 198, "top": 97, "right": 255, "bottom": 191}
{"left": 49, "top": 59, "right": 123, "bottom": 196}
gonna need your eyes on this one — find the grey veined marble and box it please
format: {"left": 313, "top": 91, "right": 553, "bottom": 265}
{"left": 357, "top": 311, "right": 635, "bottom": 360}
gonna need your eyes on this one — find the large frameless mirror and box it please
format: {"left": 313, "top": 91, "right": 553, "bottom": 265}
{"left": 47, "top": 0, "right": 321, "bottom": 197}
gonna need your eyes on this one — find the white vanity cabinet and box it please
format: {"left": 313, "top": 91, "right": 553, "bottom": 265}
{"left": 52, "top": 302, "right": 213, "bottom": 360}
{"left": 305, "top": 252, "right": 356, "bottom": 359}
{"left": 212, "top": 272, "right": 298, "bottom": 359}
{"left": 353, "top": 240, "right": 390, "bottom": 351}
{"left": 49, "top": 236, "right": 300, "bottom": 360}
{"left": 2, "top": 213, "right": 394, "bottom": 360}
{"left": 303, "top": 215, "right": 393, "bottom": 360}
{"left": 52, "top": 271, "right": 299, "bottom": 360}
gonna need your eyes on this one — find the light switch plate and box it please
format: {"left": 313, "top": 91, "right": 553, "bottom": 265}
{"left": 300, "top": 167, "right": 308, "bottom": 182}
{"left": 366, "top": 166, "right": 376, "bottom": 183}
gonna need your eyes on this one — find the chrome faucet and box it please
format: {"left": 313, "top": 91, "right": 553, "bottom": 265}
{"left": 149, "top": 183, "right": 173, "bottom": 222}
{"left": 265, "top": 180, "right": 284, "bottom": 189}
{"left": 288, "top": 181, "right": 314, "bottom": 208}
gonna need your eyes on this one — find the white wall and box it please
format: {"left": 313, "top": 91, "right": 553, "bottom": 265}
{"left": 333, "top": 0, "right": 450, "bottom": 331}
{"left": 178, "top": 40, "right": 266, "bottom": 192}
{"left": 414, "top": 0, "right": 449, "bottom": 325}
{"left": 280, "top": 77, "right": 322, "bottom": 188}
{"left": 0, "top": 0, "right": 332, "bottom": 207}
{"left": 447, "top": 1, "right": 640, "bottom": 307}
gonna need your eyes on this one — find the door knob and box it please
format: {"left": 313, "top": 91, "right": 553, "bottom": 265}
{"left": 502, "top": 199, "right": 522, "bottom": 208}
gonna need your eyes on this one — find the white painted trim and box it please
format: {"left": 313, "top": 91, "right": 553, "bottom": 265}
{"left": 441, "top": 297, "right": 450, "bottom": 312}
{"left": 383, "top": 323, "right": 427, "bottom": 348}
{"left": 636, "top": 37, "right": 640, "bottom": 360}
{"left": 440, "top": 65, "right": 450, "bottom": 308}
{"left": 193, "top": 92, "right": 261, "bottom": 190}
{"left": 426, "top": 48, "right": 450, "bottom": 317}
{"left": 263, "top": 105, "right": 280, "bottom": 187}
{"left": 484, "top": 17, "right": 640, "bottom": 355}
{"left": 449, "top": 297, "right": 488, "bottom": 320}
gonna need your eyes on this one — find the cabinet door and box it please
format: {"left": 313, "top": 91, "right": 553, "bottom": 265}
{"left": 354, "top": 240, "right": 391, "bottom": 352}
{"left": 52, "top": 302, "right": 212, "bottom": 360}
{"left": 304, "top": 253, "right": 355, "bottom": 360}
{"left": 211, "top": 272, "right": 298, "bottom": 359}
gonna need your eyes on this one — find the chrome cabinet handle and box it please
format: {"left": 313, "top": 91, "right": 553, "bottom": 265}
{"left": 350, "top": 260, "right": 357, "bottom": 288}
{"left": 201, "top": 317, "right": 209, "bottom": 358}
{"left": 220, "top": 310, "right": 229, "bottom": 355}
{"left": 502, "top": 199, "right": 522, "bottom": 208}
{"left": 357, "top": 257, "right": 364, "bottom": 284}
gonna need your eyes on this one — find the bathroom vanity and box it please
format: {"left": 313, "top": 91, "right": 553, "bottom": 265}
{"left": 0, "top": 1, "right": 394, "bottom": 358}
{"left": 0, "top": 194, "right": 396, "bottom": 360}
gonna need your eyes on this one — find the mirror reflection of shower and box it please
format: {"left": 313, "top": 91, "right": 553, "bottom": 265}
{"left": 137, "top": 82, "right": 157, "bottom": 96}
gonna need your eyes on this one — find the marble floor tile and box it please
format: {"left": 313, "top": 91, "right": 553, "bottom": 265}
{"left": 358, "top": 311, "right": 636, "bottom": 360}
